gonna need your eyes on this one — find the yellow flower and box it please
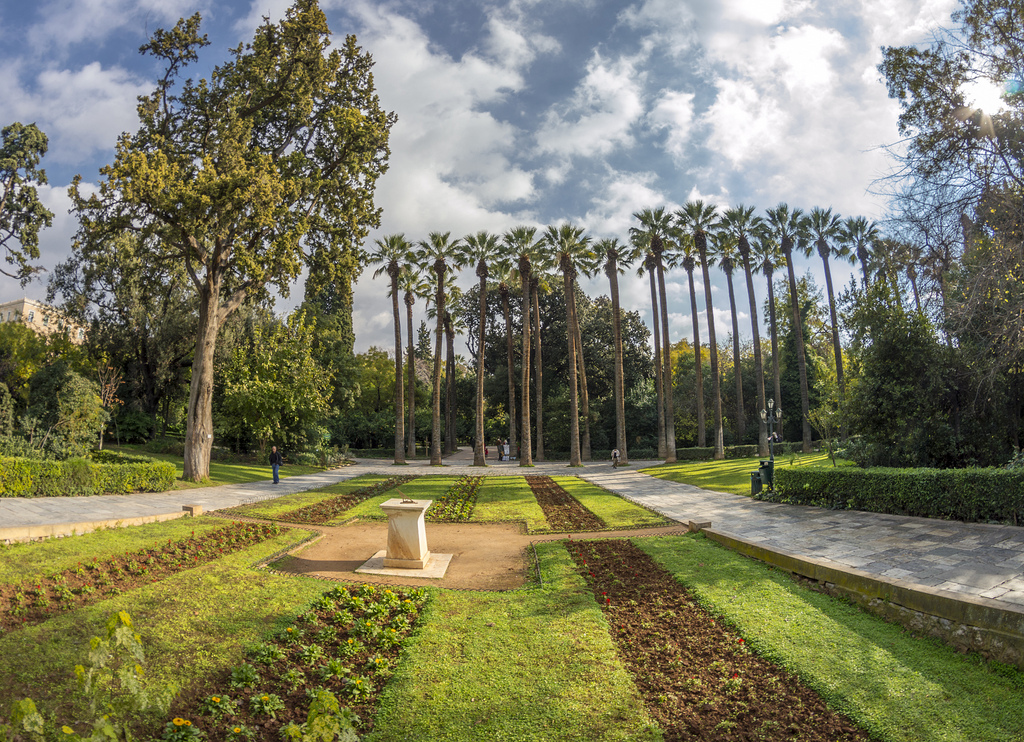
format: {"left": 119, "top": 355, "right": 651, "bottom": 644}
{"left": 211, "top": 696, "right": 220, "bottom": 703}
{"left": 173, "top": 718, "right": 187, "bottom": 726}
{"left": 184, "top": 721, "right": 192, "bottom": 727}
{"left": 233, "top": 728, "right": 242, "bottom": 734}
{"left": 62, "top": 726, "right": 74, "bottom": 735}
{"left": 261, "top": 695, "right": 269, "bottom": 702}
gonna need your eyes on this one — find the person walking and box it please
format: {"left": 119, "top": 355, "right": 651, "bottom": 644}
{"left": 269, "top": 445, "right": 283, "bottom": 484}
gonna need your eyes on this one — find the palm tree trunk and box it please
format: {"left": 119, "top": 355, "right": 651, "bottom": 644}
{"left": 687, "top": 268, "right": 705, "bottom": 447}
{"left": 726, "top": 270, "right": 745, "bottom": 443}
{"left": 474, "top": 265, "right": 487, "bottom": 466}
{"left": 519, "top": 270, "right": 533, "bottom": 466}
{"left": 570, "top": 285, "right": 592, "bottom": 461}
{"left": 430, "top": 265, "right": 445, "bottom": 466}
{"left": 390, "top": 268, "right": 405, "bottom": 464}
{"left": 405, "top": 293, "right": 416, "bottom": 458}
{"left": 609, "top": 259, "right": 628, "bottom": 464}
{"left": 648, "top": 266, "right": 666, "bottom": 457}
{"left": 444, "top": 314, "right": 456, "bottom": 455}
{"left": 740, "top": 249, "right": 767, "bottom": 456}
{"left": 766, "top": 268, "right": 783, "bottom": 439}
{"left": 531, "top": 278, "right": 544, "bottom": 461}
{"left": 783, "top": 242, "right": 813, "bottom": 453}
{"left": 699, "top": 239, "right": 725, "bottom": 459}
{"left": 563, "top": 266, "right": 582, "bottom": 466}
{"left": 501, "top": 287, "right": 517, "bottom": 457}
{"left": 656, "top": 258, "right": 677, "bottom": 462}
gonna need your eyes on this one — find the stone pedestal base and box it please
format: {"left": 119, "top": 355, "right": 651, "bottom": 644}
{"left": 355, "top": 550, "right": 453, "bottom": 579}
{"left": 380, "top": 498, "right": 432, "bottom": 567}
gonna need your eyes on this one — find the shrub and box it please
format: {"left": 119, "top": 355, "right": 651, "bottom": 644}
{"left": 0, "top": 456, "right": 176, "bottom": 497}
{"left": 760, "top": 465, "right": 1024, "bottom": 525}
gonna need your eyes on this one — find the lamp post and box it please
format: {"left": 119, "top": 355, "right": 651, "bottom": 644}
{"left": 758, "top": 399, "right": 782, "bottom": 490}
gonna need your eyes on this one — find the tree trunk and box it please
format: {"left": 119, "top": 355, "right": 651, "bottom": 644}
{"left": 784, "top": 242, "right": 813, "bottom": 453}
{"left": 726, "top": 269, "right": 745, "bottom": 443}
{"left": 430, "top": 265, "right": 445, "bottom": 466}
{"left": 820, "top": 250, "right": 846, "bottom": 441}
{"left": 571, "top": 286, "right": 592, "bottom": 461}
{"left": 563, "top": 265, "right": 581, "bottom": 466}
{"left": 501, "top": 287, "right": 517, "bottom": 459}
{"left": 405, "top": 293, "right": 417, "bottom": 458}
{"left": 648, "top": 266, "right": 666, "bottom": 457}
{"left": 474, "top": 265, "right": 487, "bottom": 466}
{"left": 698, "top": 238, "right": 725, "bottom": 460}
{"left": 531, "top": 277, "right": 544, "bottom": 461}
{"left": 183, "top": 284, "right": 221, "bottom": 481}
{"left": 519, "top": 269, "right": 533, "bottom": 466}
{"left": 687, "top": 267, "right": 705, "bottom": 448}
{"left": 739, "top": 245, "right": 767, "bottom": 456}
{"left": 445, "top": 316, "right": 455, "bottom": 455}
{"left": 608, "top": 258, "right": 628, "bottom": 464}
{"left": 390, "top": 267, "right": 405, "bottom": 464}
{"left": 657, "top": 258, "right": 677, "bottom": 462}
{"left": 766, "top": 268, "right": 783, "bottom": 439}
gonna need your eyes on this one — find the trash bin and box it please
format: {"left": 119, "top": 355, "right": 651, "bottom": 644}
{"left": 758, "top": 460, "right": 775, "bottom": 490}
{"left": 750, "top": 470, "right": 762, "bottom": 495}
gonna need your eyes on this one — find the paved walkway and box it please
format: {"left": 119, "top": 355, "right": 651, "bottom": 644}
{"left": 1, "top": 449, "right": 1023, "bottom": 611}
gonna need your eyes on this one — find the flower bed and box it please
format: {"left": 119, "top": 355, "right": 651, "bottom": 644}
{"left": 0, "top": 522, "right": 282, "bottom": 632}
{"left": 164, "top": 583, "right": 430, "bottom": 741}
{"left": 565, "top": 538, "right": 870, "bottom": 741}
{"left": 274, "top": 476, "right": 418, "bottom": 525}
{"left": 525, "top": 475, "right": 605, "bottom": 531}
{"left": 425, "top": 475, "right": 481, "bottom": 522}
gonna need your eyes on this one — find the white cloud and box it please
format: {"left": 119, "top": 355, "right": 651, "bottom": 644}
{"left": 27, "top": 0, "right": 204, "bottom": 52}
{"left": 647, "top": 90, "right": 695, "bottom": 159}
{"left": 535, "top": 52, "right": 645, "bottom": 159}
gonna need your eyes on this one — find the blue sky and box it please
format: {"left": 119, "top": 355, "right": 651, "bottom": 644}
{"left": 1, "top": 0, "right": 960, "bottom": 353}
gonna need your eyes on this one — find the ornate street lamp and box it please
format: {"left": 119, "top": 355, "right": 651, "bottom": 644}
{"left": 758, "top": 398, "right": 783, "bottom": 490}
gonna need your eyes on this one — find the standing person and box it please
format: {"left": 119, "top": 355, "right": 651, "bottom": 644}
{"left": 269, "top": 445, "right": 283, "bottom": 484}
{"left": 611, "top": 448, "right": 620, "bottom": 468}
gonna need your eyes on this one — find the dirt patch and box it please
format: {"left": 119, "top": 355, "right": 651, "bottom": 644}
{"left": 525, "top": 475, "right": 606, "bottom": 531}
{"left": 272, "top": 521, "right": 688, "bottom": 591}
{"left": 565, "top": 538, "right": 871, "bottom": 741}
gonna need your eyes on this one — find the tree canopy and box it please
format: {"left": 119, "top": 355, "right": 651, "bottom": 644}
{"left": 0, "top": 122, "right": 52, "bottom": 284}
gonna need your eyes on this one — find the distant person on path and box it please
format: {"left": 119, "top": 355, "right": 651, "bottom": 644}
{"left": 269, "top": 445, "right": 283, "bottom": 484}
{"left": 611, "top": 448, "right": 620, "bottom": 468}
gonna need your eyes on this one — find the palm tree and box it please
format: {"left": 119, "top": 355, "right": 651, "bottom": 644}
{"left": 677, "top": 201, "right": 724, "bottom": 459}
{"left": 842, "top": 216, "right": 880, "bottom": 290}
{"left": 708, "top": 229, "right": 746, "bottom": 445}
{"left": 398, "top": 267, "right": 429, "bottom": 458}
{"left": 751, "top": 231, "right": 786, "bottom": 440}
{"left": 502, "top": 226, "right": 545, "bottom": 466}
{"left": 414, "top": 231, "right": 467, "bottom": 465}
{"left": 598, "top": 237, "right": 632, "bottom": 465}
{"left": 632, "top": 240, "right": 666, "bottom": 457}
{"left": 367, "top": 233, "right": 409, "bottom": 464}
{"left": 766, "top": 204, "right": 812, "bottom": 453}
{"left": 493, "top": 265, "right": 518, "bottom": 458}
{"left": 807, "top": 207, "right": 852, "bottom": 415}
{"left": 573, "top": 253, "right": 600, "bottom": 461}
{"left": 631, "top": 207, "right": 677, "bottom": 462}
{"left": 544, "top": 222, "right": 594, "bottom": 467}
{"left": 672, "top": 230, "right": 706, "bottom": 447}
{"left": 723, "top": 206, "right": 768, "bottom": 455}
{"left": 463, "top": 231, "right": 500, "bottom": 466}
{"left": 442, "top": 285, "right": 465, "bottom": 456}
{"left": 530, "top": 270, "right": 554, "bottom": 461}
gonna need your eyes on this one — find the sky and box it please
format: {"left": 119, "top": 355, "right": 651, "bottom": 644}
{"left": 0, "top": 0, "right": 964, "bottom": 356}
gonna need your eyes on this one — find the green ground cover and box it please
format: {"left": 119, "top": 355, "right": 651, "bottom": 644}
{"left": 473, "top": 476, "right": 549, "bottom": 530}
{"left": 0, "top": 524, "right": 320, "bottom": 725}
{"left": 637, "top": 535, "right": 1024, "bottom": 742}
{"left": 642, "top": 451, "right": 848, "bottom": 494}
{"left": 223, "top": 474, "right": 390, "bottom": 520}
{"left": 552, "top": 476, "right": 672, "bottom": 529}
{"left": 111, "top": 445, "right": 323, "bottom": 488}
{"left": 0, "top": 517, "right": 232, "bottom": 585}
{"left": 366, "top": 541, "right": 659, "bottom": 742}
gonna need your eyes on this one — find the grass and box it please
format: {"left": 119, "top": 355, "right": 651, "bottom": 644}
{"left": 109, "top": 444, "right": 324, "bottom": 489}
{"left": 0, "top": 524, "right": 321, "bottom": 723}
{"left": 365, "top": 541, "right": 659, "bottom": 742}
{"left": 222, "top": 474, "right": 391, "bottom": 520}
{"left": 0, "top": 516, "right": 233, "bottom": 585}
{"left": 635, "top": 534, "right": 1024, "bottom": 742}
{"left": 552, "top": 476, "right": 672, "bottom": 529}
{"left": 642, "top": 451, "right": 848, "bottom": 494}
{"left": 474, "top": 476, "right": 548, "bottom": 530}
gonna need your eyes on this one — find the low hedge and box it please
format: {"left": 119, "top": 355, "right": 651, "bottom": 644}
{"left": 759, "top": 465, "right": 1024, "bottom": 525}
{"left": 0, "top": 456, "right": 177, "bottom": 497}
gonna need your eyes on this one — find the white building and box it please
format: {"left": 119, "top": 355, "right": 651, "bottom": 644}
{"left": 0, "top": 298, "right": 85, "bottom": 343}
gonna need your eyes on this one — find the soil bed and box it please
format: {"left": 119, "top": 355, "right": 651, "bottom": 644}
{"left": 269, "top": 475, "right": 417, "bottom": 525}
{"left": 565, "top": 538, "right": 871, "bottom": 742}
{"left": 0, "top": 522, "right": 282, "bottom": 632}
{"left": 525, "top": 475, "right": 605, "bottom": 531}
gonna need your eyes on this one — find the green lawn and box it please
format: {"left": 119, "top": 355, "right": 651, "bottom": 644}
{"left": 109, "top": 445, "right": 324, "bottom": 488}
{"left": 474, "top": 476, "right": 549, "bottom": 530}
{"left": 552, "top": 476, "right": 672, "bottom": 529}
{"left": 642, "top": 451, "right": 849, "bottom": 494}
{"left": 222, "top": 474, "right": 392, "bottom": 520}
{"left": 637, "top": 534, "right": 1024, "bottom": 742}
{"left": 366, "top": 541, "right": 659, "bottom": 742}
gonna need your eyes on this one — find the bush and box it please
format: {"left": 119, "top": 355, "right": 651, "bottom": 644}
{"left": 758, "top": 465, "right": 1024, "bottom": 525}
{"left": 90, "top": 449, "right": 155, "bottom": 465}
{"left": 144, "top": 437, "right": 185, "bottom": 456}
{"left": 110, "top": 409, "right": 154, "bottom": 444}
{"left": 0, "top": 456, "right": 176, "bottom": 497}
